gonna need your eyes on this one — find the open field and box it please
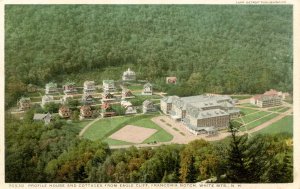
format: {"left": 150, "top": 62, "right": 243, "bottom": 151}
{"left": 103, "top": 138, "right": 133, "bottom": 146}
{"left": 240, "top": 113, "right": 279, "bottom": 131}
{"left": 109, "top": 125, "right": 157, "bottom": 143}
{"left": 239, "top": 107, "right": 259, "bottom": 115}
{"left": 127, "top": 85, "right": 143, "bottom": 91}
{"left": 129, "top": 117, "right": 173, "bottom": 143}
{"left": 82, "top": 114, "right": 173, "bottom": 145}
{"left": 254, "top": 115, "right": 293, "bottom": 135}
{"left": 277, "top": 107, "right": 290, "bottom": 113}
{"left": 268, "top": 106, "right": 284, "bottom": 111}
{"left": 83, "top": 116, "right": 131, "bottom": 141}
{"left": 238, "top": 103, "right": 259, "bottom": 108}
{"left": 236, "top": 111, "right": 270, "bottom": 124}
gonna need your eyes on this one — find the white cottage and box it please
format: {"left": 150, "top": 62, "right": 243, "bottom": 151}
{"left": 122, "top": 68, "right": 136, "bottom": 81}
{"left": 142, "top": 82, "right": 153, "bottom": 95}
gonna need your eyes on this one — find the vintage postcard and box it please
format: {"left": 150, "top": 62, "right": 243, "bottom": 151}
{"left": 0, "top": 0, "right": 299, "bottom": 189}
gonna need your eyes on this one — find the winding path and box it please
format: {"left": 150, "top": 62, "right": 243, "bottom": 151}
{"left": 79, "top": 116, "right": 102, "bottom": 137}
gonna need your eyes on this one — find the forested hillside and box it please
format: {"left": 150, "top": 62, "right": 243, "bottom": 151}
{"left": 5, "top": 5, "right": 292, "bottom": 107}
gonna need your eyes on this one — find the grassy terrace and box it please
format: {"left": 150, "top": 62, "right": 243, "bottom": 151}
{"left": 127, "top": 85, "right": 143, "bottom": 91}
{"left": 82, "top": 114, "right": 172, "bottom": 145}
{"left": 254, "top": 115, "right": 293, "bottom": 135}
{"left": 268, "top": 106, "right": 284, "bottom": 111}
{"left": 238, "top": 103, "right": 258, "bottom": 108}
{"left": 239, "top": 107, "right": 259, "bottom": 115}
{"left": 277, "top": 107, "right": 290, "bottom": 113}
{"left": 268, "top": 106, "right": 290, "bottom": 113}
{"left": 236, "top": 111, "right": 270, "bottom": 124}
{"left": 239, "top": 113, "right": 279, "bottom": 131}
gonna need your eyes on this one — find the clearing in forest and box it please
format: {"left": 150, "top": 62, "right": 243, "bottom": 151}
{"left": 109, "top": 125, "right": 157, "bottom": 143}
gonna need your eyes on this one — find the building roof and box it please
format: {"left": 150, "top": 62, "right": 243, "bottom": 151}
{"left": 143, "top": 100, "right": 153, "bottom": 106}
{"left": 161, "top": 96, "right": 178, "bottom": 103}
{"left": 121, "top": 100, "right": 132, "bottom": 107}
{"left": 101, "top": 102, "right": 111, "bottom": 110}
{"left": 59, "top": 106, "right": 70, "bottom": 112}
{"left": 33, "top": 113, "right": 52, "bottom": 120}
{"left": 192, "top": 109, "right": 229, "bottom": 119}
{"left": 144, "top": 82, "right": 152, "bottom": 87}
{"left": 82, "top": 94, "right": 93, "bottom": 99}
{"left": 84, "top": 81, "right": 95, "bottom": 86}
{"left": 123, "top": 68, "right": 136, "bottom": 76}
{"left": 264, "top": 89, "right": 279, "bottom": 96}
{"left": 254, "top": 94, "right": 281, "bottom": 101}
{"left": 80, "top": 105, "right": 91, "bottom": 111}
{"left": 64, "top": 82, "right": 75, "bottom": 86}
{"left": 42, "top": 95, "right": 54, "bottom": 101}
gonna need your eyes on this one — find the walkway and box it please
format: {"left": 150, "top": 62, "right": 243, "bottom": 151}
{"left": 78, "top": 116, "right": 102, "bottom": 137}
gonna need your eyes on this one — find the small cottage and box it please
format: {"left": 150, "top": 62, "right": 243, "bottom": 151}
{"left": 18, "top": 97, "right": 31, "bottom": 111}
{"left": 33, "top": 112, "right": 52, "bottom": 124}
{"left": 103, "top": 80, "right": 115, "bottom": 93}
{"left": 82, "top": 94, "right": 94, "bottom": 104}
{"left": 142, "top": 82, "right": 153, "bottom": 95}
{"left": 121, "top": 88, "right": 134, "bottom": 99}
{"left": 80, "top": 105, "right": 93, "bottom": 119}
{"left": 101, "top": 102, "right": 116, "bottom": 117}
{"left": 59, "top": 106, "right": 71, "bottom": 118}
{"left": 166, "top": 77, "right": 177, "bottom": 84}
{"left": 41, "top": 95, "right": 54, "bottom": 107}
{"left": 63, "top": 82, "right": 77, "bottom": 94}
{"left": 121, "top": 100, "right": 137, "bottom": 114}
{"left": 142, "top": 100, "right": 156, "bottom": 114}
{"left": 122, "top": 68, "right": 136, "bottom": 81}
{"left": 83, "top": 81, "right": 96, "bottom": 94}
{"left": 102, "top": 91, "right": 115, "bottom": 102}
{"left": 45, "top": 82, "right": 57, "bottom": 95}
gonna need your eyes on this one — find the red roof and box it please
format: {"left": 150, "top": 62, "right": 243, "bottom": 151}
{"left": 101, "top": 102, "right": 110, "bottom": 110}
{"left": 252, "top": 95, "right": 262, "bottom": 100}
{"left": 264, "top": 89, "right": 278, "bottom": 96}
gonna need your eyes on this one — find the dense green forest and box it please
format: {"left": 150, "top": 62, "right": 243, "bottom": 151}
{"left": 5, "top": 113, "right": 293, "bottom": 183}
{"left": 5, "top": 5, "right": 293, "bottom": 107}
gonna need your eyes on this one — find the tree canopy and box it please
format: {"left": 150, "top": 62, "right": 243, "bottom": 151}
{"left": 5, "top": 5, "right": 293, "bottom": 107}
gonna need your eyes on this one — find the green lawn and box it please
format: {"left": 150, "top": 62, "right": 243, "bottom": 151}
{"left": 268, "top": 106, "right": 283, "bottom": 111}
{"left": 31, "top": 97, "right": 42, "bottom": 102}
{"left": 254, "top": 115, "right": 293, "bottom": 135}
{"left": 238, "top": 103, "right": 259, "bottom": 108}
{"left": 83, "top": 116, "right": 132, "bottom": 141}
{"left": 236, "top": 111, "right": 270, "bottom": 124}
{"left": 239, "top": 107, "right": 259, "bottom": 115}
{"left": 277, "top": 107, "right": 290, "bottom": 113}
{"left": 82, "top": 114, "right": 173, "bottom": 145}
{"left": 103, "top": 138, "right": 133, "bottom": 145}
{"left": 127, "top": 85, "right": 143, "bottom": 91}
{"left": 240, "top": 113, "right": 279, "bottom": 131}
